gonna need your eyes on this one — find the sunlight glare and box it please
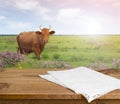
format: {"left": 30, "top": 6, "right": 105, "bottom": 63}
{"left": 85, "top": 19, "right": 101, "bottom": 35}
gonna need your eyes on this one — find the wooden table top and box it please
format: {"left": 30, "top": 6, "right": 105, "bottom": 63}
{"left": 0, "top": 69, "right": 120, "bottom": 100}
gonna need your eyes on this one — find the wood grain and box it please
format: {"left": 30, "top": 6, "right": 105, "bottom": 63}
{"left": 0, "top": 69, "right": 120, "bottom": 104}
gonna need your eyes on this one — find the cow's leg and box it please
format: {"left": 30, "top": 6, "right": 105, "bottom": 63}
{"left": 17, "top": 47, "right": 20, "bottom": 53}
{"left": 20, "top": 48, "right": 24, "bottom": 54}
{"left": 17, "top": 47, "right": 24, "bottom": 54}
{"left": 33, "top": 44, "right": 40, "bottom": 60}
{"left": 34, "top": 49, "right": 40, "bottom": 60}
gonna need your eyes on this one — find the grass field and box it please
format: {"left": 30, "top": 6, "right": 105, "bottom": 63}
{"left": 0, "top": 35, "right": 120, "bottom": 69}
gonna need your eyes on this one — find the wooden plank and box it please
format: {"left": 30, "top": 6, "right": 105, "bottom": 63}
{"left": 0, "top": 69, "right": 120, "bottom": 104}
{"left": 0, "top": 69, "right": 83, "bottom": 99}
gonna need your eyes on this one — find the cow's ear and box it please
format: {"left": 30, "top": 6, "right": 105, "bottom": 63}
{"left": 49, "top": 31, "right": 55, "bottom": 35}
{"left": 35, "top": 31, "right": 42, "bottom": 35}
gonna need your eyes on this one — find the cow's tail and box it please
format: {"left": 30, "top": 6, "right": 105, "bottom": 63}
{"left": 16, "top": 35, "right": 23, "bottom": 54}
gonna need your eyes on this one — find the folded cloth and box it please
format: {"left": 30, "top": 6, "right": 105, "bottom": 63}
{"left": 39, "top": 67, "right": 120, "bottom": 103}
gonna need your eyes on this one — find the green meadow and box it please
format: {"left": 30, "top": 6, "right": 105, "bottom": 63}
{"left": 0, "top": 35, "right": 120, "bottom": 69}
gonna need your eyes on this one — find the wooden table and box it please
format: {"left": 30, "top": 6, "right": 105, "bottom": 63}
{"left": 0, "top": 69, "right": 120, "bottom": 104}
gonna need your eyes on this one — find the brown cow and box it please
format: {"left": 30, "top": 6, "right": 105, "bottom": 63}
{"left": 16, "top": 26, "right": 55, "bottom": 59}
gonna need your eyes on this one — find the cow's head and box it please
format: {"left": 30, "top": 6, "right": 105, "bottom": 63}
{"left": 36, "top": 26, "right": 55, "bottom": 43}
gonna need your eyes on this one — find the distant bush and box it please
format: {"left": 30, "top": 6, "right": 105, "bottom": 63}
{"left": 53, "top": 53, "right": 60, "bottom": 60}
{"left": 88, "top": 58, "right": 120, "bottom": 70}
{"left": 42, "top": 54, "right": 49, "bottom": 59}
{"left": 112, "top": 58, "right": 120, "bottom": 69}
{"left": 88, "top": 61, "right": 107, "bottom": 69}
{"left": 0, "top": 51, "right": 24, "bottom": 68}
{"left": 40, "top": 61, "right": 73, "bottom": 69}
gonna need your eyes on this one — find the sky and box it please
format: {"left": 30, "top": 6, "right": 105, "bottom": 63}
{"left": 0, "top": 0, "right": 120, "bottom": 35}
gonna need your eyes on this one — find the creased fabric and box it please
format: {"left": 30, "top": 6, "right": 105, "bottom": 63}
{"left": 39, "top": 67, "right": 120, "bottom": 103}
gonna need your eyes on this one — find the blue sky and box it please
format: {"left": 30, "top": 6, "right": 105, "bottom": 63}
{"left": 0, "top": 0, "right": 120, "bottom": 35}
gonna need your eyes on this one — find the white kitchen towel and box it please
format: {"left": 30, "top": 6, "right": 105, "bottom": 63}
{"left": 40, "top": 74, "right": 66, "bottom": 87}
{"left": 39, "top": 67, "right": 120, "bottom": 103}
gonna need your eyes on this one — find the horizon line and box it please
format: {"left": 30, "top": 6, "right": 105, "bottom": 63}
{"left": 0, "top": 34, "right": 120, "bottom": 36}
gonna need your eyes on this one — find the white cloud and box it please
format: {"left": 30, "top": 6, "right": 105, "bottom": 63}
{"left": 14, "top": 0, "right": 39, "bottom": 10}
{"left": 56, "top": 8, "right": 104, "bottom": 34}
{"left": 35, "top": 6, "right": 52, "bottom": 20}
{"left": 5, "top": 20, "right": 32, "bottom": 30}
{"left": 0, "top": 15, "right": 33, "bottom": 33}
{"left": 0, "top": 0, "right": 120, "bottom": 34}
{"left": 9, "top": 0, "right": 52, "bottom": 21}
{"left": 0, "top": 16, "right": 6, "bottom": 20}
{"left": 57, "top": 8, "right": 84, "bottom": 24}
{"left": 5, "top": 0, "right": 39, "bottom": 11}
